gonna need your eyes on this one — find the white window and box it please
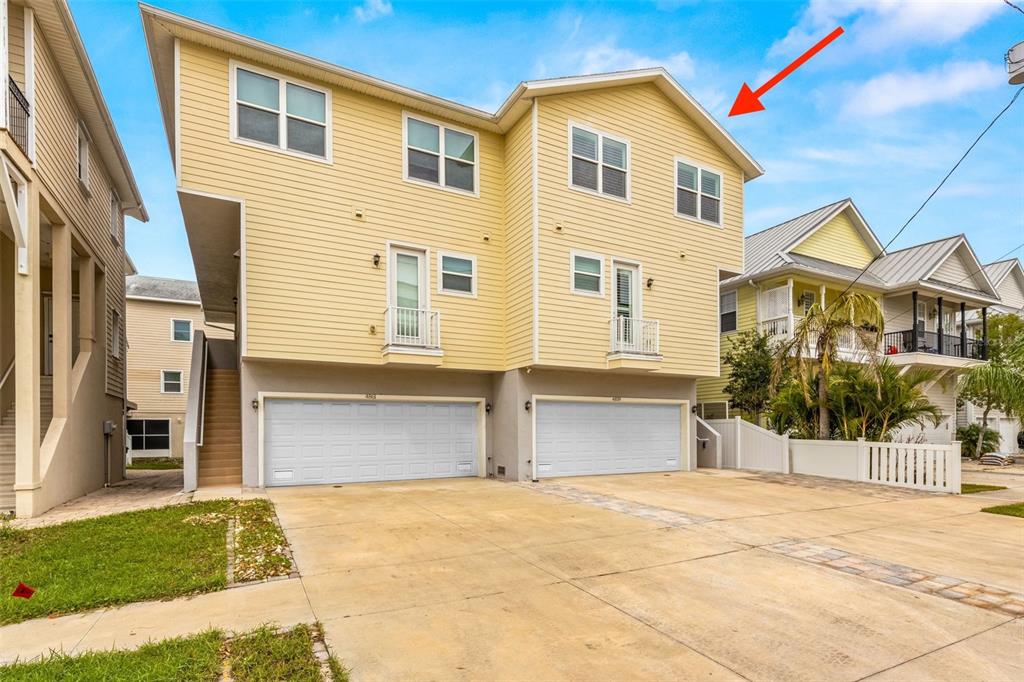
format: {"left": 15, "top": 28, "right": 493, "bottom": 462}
{"left": 571, "top": 252, "right": 604, "bottom": 295}
{"left": 127, "top": 419, "right": 171, "bottom": 452}
{"left": 111, "top": 309, "right": 121, "bottom": 359}
{"left": 232, "top": 63, "right": 329, "bottom": 159}
{"left": 720, "top": 291, "right": 737, "bottom": 333}
{"left": 109, "top": 191, "right": 120, "bottom": 243}
{"left": 570, "top": 124, "right": 628, "bottom": 200}
{"left": 675, "top": 158, "right": 723, "bottom": 225}
{"left": 800, "top": 290, "right": 816, "bottom": 315}
{"left": 171, "top": 319, "right": 193, "bottom": 342}
{"left": 438, "top": 252, "right": 476, "bottom": 296}
{"left": 161, "top": 370, "right": 183, "bottom": 394}
{"left": 404, "top": 113, "right": 477, "bottom": 194}
{"left": 77, "top": 124, "right": 90, "bottom": 188}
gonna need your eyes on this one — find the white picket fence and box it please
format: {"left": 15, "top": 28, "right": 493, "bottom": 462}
{"left": 704, "top": 417, "right": 961, "bottom": 494}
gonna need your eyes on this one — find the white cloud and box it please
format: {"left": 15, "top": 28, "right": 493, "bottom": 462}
{"left": 572, "top": 42, "right": 696, "bottom": 80}
{"left": 841, "top": 60, "right": 1004, "bottom": 117}
{"left": 770, "top": 0, "right": 1002, "bottom": 59}
{"left": 353, "top": 0, "right": 393, "bottom": 24}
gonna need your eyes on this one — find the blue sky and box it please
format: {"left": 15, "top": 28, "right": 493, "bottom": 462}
{"left": 69, "top": 0, "right": 1023, "bottom": 280}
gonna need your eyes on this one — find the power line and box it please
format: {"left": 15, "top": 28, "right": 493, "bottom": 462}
{"left": 833, "top": 85, "right": 1023, "bottom": 303}
{"left": 1004, "top": 0, "right": 1024, "bottom": 16}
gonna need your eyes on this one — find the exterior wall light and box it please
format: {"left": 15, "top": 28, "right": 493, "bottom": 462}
{"left": 372, "top": 253, "right": 381, "bottom": 267}
{"left": 524, "top": 400, "right": 532, "bottom": 412}
{"left": 646, "top": 278, "right": 654, "bottom": 289}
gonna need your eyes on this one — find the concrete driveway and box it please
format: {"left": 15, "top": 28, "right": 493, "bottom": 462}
{"left": 269, "top": 470, "right": 1024, "bottom": 681}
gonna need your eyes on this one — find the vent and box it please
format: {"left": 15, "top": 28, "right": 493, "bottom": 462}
{"left": 496, "top": 465, "right": 506, "bottom": 477}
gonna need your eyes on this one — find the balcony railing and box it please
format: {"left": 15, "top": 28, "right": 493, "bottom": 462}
{"left": 385, "top": 306, "right": 440, "bottom": 349}
{"left": 759, "top": 316, "right": 790, "bottom": 340}
{"left": 883, "top": 330, "right": 985, "bottom": 360}
{"left": 7, "top": 77, "right": 30, "bottom": 155}
{"left": 610, "top": 316, "right": 660, "bottom": 356}
{"left": 761, "top": 317, "right": 873, "bottom": 359}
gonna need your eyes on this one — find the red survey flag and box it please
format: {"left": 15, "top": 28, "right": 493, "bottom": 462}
{"left": 12, "top": 582, "right": 35, "bottom": 599}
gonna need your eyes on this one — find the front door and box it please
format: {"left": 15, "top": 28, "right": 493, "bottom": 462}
{"left": 614, "top": 263, "right": 638, "bottom": 347}
{"left": 391, "top": 248, "right": 427, "bottom": 344}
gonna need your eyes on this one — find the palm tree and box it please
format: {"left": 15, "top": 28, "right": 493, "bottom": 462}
{"left": 960, "top": 336, "right": 1024, "bottom": 458}
{"left": 772, "top": 291, "right": 884, "bottom": 439}
{"left": 866, "top": 362, "right": 942, "bottom": 441}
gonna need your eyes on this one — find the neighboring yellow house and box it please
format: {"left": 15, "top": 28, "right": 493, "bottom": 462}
{"left": 125, "top": 275, "right": 232, "bottom": 460}
{"left": 141, "top": 5, "right": 765, "bottom": 489}
{"left": 696, "top": 198, "right": 1002, "bottom": 444}
{"left": 0, "top": 0, "right": 147, "bottom": 516}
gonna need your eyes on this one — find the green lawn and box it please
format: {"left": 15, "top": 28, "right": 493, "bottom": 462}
{"left": 127, "top": 457, "right": 183, "bottom": 470}
{"left": 0, "top": 499, "right": 290, "bottom": 625}
{"left": 981, "top": 502, "right": 1024, "bottom": 518}
{"left": 0, "top": 624, "right": 348, "bottom": 681}
{"left": 961, "top": 483, "right": 1008, "bottom": 494}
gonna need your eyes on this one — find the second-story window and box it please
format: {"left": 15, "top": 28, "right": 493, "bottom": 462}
{"left": 77, "top": 124, "right": 90, "bottom": 189}
{"left": 171, "top": 319, "right": 192, "bottom": 342}
{"left": 404, "top": 114, "right": 477, "bottom": 194}
{"left": 676, "top": 159, "right": 722, "bottom": 225}
{"left": 109, "top": 191, "right": 120, "bottom": 243}
{"left": 570, "top": 125, "right": 628, "bottom": 200}
{"left": 571, "top": 252, "right": 604, "bottom": 295}
{"left": 233, "top": 65, "right": 328, "bottom": 159}
{"left": 438, "top": 252, "right": 476, "bottom": 296}
{"left": 720, "top": 291, "right": 737, "bottom": 333}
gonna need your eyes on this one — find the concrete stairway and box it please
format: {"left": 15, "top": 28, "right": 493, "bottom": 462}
{"left": 0, "top": 377, "right": 52, "bottom": 513}
{"left": 197, "top": 369, "right": 242, "bottom": 487}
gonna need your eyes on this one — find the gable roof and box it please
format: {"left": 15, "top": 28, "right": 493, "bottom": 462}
{"left": 125, "top": 275, "right": 200, "bottom": 303}
{"left": 867, "top": 235, "right": 998, "bottom": 298}
{"left": 984, "top": 258, "right": 1023, "bottom": 288}
{"left": 139, "top": 4, "right": 763, "bottom": 180}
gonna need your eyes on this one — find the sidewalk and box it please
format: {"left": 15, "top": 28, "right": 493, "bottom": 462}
{"left": 0, "top": 579, "right": 314, "bottom": 665}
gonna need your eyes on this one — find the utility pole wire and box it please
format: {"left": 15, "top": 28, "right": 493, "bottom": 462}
{"left": 1003, "top": 0, "right": 1024, "bottom": 16}
{"left": 831, "top": 86, "right": 1022, "bottom": 305}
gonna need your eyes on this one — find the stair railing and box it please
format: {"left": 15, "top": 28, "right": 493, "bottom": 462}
{"left": 182, "top": 331, "right": 208, "bottom": 492}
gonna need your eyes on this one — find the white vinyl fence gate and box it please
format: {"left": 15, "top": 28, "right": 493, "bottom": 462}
{"left": 705, "top": 417, "right": 789, "bottom": 473}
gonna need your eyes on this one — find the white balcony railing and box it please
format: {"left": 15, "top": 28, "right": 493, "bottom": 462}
{"left": 385, "top": 306, "right": 441, "bottom": 349}
{"left": 759, "top": 316, "right": 790, "bottom": 340}
{"left": 763, "top": 316, "right": 874, "bottom": 360}
{"left": 610, "top": 317, "right": 660, "bottom": 356}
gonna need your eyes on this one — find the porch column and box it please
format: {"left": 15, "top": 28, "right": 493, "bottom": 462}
{"left": 911, "top": 291, "right": 919, "bottom": 351}
{"left": 981, "top": 307, "right": 988, "bottom": 360}
{"left": 52, "top": 221, "right": 71, "bottom": 418}
{"left": 959, "top": 302, "right": 967, "bottom": 358}
{"left": 78, "top": 254, "right": 94, "bottom": 355}
{"left": 13, "top": 182, "right": 40, "bottom": 497}
{"left": 936, "top": 296, "right": 944, "bottom": 355}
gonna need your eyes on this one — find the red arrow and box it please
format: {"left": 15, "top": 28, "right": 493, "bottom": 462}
{"left": 729, "top": 26, "right": 845, "bottom": 117}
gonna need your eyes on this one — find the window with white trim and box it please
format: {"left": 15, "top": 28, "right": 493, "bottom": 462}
{"left": 171, "top": 319, "right": 192, "bottom": 342}
{"left": 438, "top": 253, "right": 475, "bottom": 295}
{"left": 77, "top": 124, "right": 90, "bottom": 188}
{"left": 800, "top": 290, "right": 816, "bottom": 315}
{"left": 405, "top": 115, "right": 477, "bottom": 193}
{"left": 233, "top": 66, "right": 328, "bottom": 158}
{"left": 161, "top": 370, "right": 183, "bottom": 394}
{"left": 109, "top": 191, "right": 120, "bottom": 242}
{"left": 572, "top": 253, "right": 603, "bottom": 295}
{"left": 676, "top": 160, "right": 722, "bottom": 225}
{"left": 720, "top": 291, "right": 737, "bottom": 333}
{"left": 570, "top": 125, "right": 628, "bottom": 199}
{"left": 111, "top": 310, "right": 121, "bottom": 359}
{"left": 127, "top": 419, "right": 171, "bottom": 452}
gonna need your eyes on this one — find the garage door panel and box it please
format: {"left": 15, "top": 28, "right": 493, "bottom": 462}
{"left": 536, "top": 401, "right": 681, "bottom": 478}
{"left": 265, "top": 399, "right": 479, "bottom": 486}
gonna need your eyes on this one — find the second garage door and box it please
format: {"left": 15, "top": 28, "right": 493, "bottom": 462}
{"left": 535, "top": 400, "right": 683, "bottom": 477}
{"left": 264, "top": 399, "right": 479, "bottom": 486}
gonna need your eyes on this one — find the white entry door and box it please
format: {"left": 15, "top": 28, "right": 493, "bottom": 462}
{"left": 390, "top": 248, "right": 428, "bottom": 345}
{"left": 264, "top": 398, "right": 479, "bottom": 486}
{"left": 535, "top": 400, "right": 683, "bottom": 478}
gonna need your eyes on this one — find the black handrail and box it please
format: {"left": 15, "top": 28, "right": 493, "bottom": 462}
{"left": 7, "top": 77, "right": 30, "bottom": 155}
{"left": 882, "top": 329, "right": 984, "bottom": 359}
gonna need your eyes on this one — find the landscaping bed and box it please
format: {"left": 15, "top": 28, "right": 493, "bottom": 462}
{"left": 0, "top": 499, "right": 292, "bottom": 625}
{"left": 0, "top": 623, "right": 347, "bottom": 681}
{"left": 981, "top": 502, "right": 1024, "bottom": 518}
{"left": 127, "top": 457, "right": 183, "bottom": 470}
{"left": 961, "top": 483, "right": 1008, "bottom": 494}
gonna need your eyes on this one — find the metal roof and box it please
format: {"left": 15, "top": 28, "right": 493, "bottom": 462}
{"left": 125, "top": 275, "right": 200, "bottom": 303}
{"left": 984, "top": 258, "right": 1021, "bottom": 287}
{"left": 786, "top": 253, "right": 887, "bottom": 286}
{"left": 864, "top": 235, "right": 962, "bottom": 287}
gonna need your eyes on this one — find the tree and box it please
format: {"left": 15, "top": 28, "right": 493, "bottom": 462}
{"left": 723, "top": 330, "right": 783, "bottom": 422}
{"left": 829, "top": 361, "right": 941, "bottom": 441}
{"left": 956, "top": 424, "right": 1001, "bottom": 457}
{"left": 960, "top": 335, "right": 1024, "bottom": 458}
{"left": 773, "top": 292, "right": 885, "bottom": 439}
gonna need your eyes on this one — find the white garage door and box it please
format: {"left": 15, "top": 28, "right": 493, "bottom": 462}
{"left": 264, "top": 399, "right": 478, "bottom": 487}
{"left": 536, "top": 401, "right": 682, "bottom": 478}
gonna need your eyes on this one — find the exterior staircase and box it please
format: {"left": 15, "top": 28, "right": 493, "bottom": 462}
{"left": 0, "top": 377, "right": 53, "bottom": 513}
{"left": 197, "top": 368, "right": 242, "bottom": 487}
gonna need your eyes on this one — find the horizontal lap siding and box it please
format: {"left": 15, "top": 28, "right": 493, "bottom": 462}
{"left": 696, "top": 284, "right": 756, "bottom": 404}
{"left": 178, "top": 43, "right": 506, "bottom": 369}
{"left": 791, "top": 212, "right": 874, "bottom": 269}
{"left": 9, "top": 6, "right": 24, "bottom": 88}
{"left": 535, "top": 85, "right": 743, "bottom": 376}
{"left": 34, "top": 24, "right": 127, "bottom": 397}
{"left": 503, "top": 112, "right": 533, "bottom": 367}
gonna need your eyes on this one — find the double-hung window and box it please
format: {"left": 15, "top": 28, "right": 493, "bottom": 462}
{"left": 161, "top": 370, "right": 183, "bottom": 394}
{"left": 570, "top": 125, "right": 628, "bottom": 199}
{"left": 676, "top": 159, "right": 723, "bottom": 225}
{"left": 720, "top": 291, "right": 737, "bottom": 333}
{"left": 109, "top": 191, "right": 120, "bottom": 243}
{"left": 571, "top": 252, "right": 603, "bottom": 295}
{"left": 233, "top": 65, "right": 329, "bottom": 159}
{"left": 438, "top": 252, "right": 476, "bottom": 296}
{"left": 171, "top": 319, "right": 192, "bottom": 342}
{"left": 77, "top": 123, "right": 90, "bottom": 189}
{"left": 404, "top": 114, "right": 477, "bottom": 193}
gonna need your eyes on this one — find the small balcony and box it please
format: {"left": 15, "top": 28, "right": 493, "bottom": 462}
{"left": 383, "top": 306, "right": 442, "bottom": 365}
{"left": 608, "top": 317, "right": 661, "bottom": 369}
{"left": 883, "top": 330, "right": 986, "bottom": 360}
{"left": 759, "top": 316, "right": 874, "bottom": 362}
{"left": 7, "top": 77, "right": 30, "bottom": 155}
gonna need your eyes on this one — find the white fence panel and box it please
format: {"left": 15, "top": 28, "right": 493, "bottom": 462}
{"left": 706, "top": 419, "right": 735, "bottom": 468}
{"left": 790, "top": 439, "right": 860, "bottom": 480}
{"left": 863, "top": 440, "right": 961, "bottom": 493}
{"left": 738, "top": 419, "right": 789, "bottom": 473}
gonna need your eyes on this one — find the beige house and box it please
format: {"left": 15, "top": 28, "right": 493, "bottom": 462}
{"left": 125, "top": 275, "right": 231, "bottom": 460}
{"left": 0, "top": 0, "right": 146, "bottom": 516}
{"left": 141, "top": 5, "right": 764, "bottom": 491}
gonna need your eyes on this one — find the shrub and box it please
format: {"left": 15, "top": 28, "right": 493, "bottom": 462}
{"left": 957, "top": 424, "right": 1001, "bottom": 457}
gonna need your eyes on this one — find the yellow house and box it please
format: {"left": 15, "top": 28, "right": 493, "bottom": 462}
{"left": 125, "top": 275, "right": 232, "bottom": 460}
{"left": 140, "top": 4, "right": 764, "bottom": 489}
{"left": 696, "top": 198, "right": 1002, "bottom": 444}
{"left": 0, "top": 0, "right": 147, "bottom": 516}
